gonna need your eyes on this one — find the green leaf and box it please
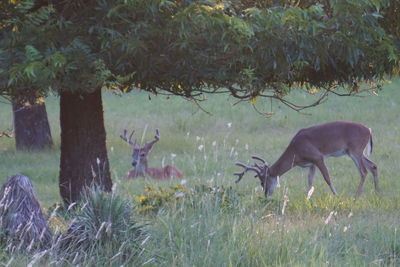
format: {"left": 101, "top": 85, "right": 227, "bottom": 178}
{"left": 25, "top": 45, "right": 42, "bottom": 62}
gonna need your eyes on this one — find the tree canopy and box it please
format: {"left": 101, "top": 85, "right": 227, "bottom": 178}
{"left": 1, "top": 0, "right": 398, "bottom": 105}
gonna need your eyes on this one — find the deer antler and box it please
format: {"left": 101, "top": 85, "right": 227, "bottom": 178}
{"left": 120, "top": 129, "right": 137, "bottom": 146}
{"left": 234, "top": 162, "right": 263, "bottom": 183}
{"left": 144, "top": 128, "right": 160, "bottom": 148}
{"left": 251, "top": 155, "right": 268, "bottom": 171}
{"left": 252, "top": 155, "right": 267, "bottom": 165}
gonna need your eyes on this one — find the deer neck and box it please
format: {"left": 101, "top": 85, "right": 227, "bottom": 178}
{"left": 269, "top": 148, "right": 296, "bottom": 177}
{"left": 134, "top": 161, "right": 148, "bottom": 176}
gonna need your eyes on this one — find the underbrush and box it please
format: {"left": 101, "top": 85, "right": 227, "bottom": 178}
{"left": 0, "top": 189, "right": 153, "bottom": 266}
{"left": 0, "top": 180, "right": 398, "bottom": 266}
{"left": 140, "top": 184, "right": 399, "bottom": 266}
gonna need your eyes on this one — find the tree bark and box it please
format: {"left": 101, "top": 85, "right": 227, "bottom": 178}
{"left": 59, "top": 89, "right": 112, "bottom": 205}
{"left": 12, "top": 96, "right": 53, "bottom": 150}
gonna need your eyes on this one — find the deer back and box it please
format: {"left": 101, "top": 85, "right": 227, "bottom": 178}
{"left": 146, "top": 165, "right": 183, "bottom": 180}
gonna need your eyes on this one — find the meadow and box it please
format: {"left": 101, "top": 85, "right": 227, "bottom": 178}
{"left": 0, "top": 79, "right": 399, "bottom": 266}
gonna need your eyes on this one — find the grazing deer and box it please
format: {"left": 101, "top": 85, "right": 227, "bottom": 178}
{"left": 234, "top": 121, "right": 379, "bottom": 198}
{"left": 120, "top": 128, "right": 183, "bottom": 180}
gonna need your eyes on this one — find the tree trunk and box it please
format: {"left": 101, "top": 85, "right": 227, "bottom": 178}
{"left": 59, "top": 89, "right": 112, "bottom": 205}
{"left": 12, "top": 96, "right": 53, "bottom": 150}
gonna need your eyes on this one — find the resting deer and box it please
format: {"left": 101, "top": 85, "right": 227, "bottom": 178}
{"left": 0, "top": 130, "right": 13, "bottom": 138}
{"left": 120, "top": 128, "right": 183, "bottom": 180}
{"left": 234, "top": 121, "right": 379, "bottom": 199}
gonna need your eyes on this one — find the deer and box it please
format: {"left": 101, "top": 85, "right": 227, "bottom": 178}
{"left": 0, "top": 130, "right": 13, "bottom": 138}
{"left": 234, "top": 121, "right": 379, "bottom": 199}
{"left": 120, "top": 128, "right": 183, "bottom": 180}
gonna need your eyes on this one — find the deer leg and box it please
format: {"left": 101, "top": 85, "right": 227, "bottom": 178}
{"left": 307, "top": 165, "right": 316, "bottom": 192}
{"left": 349, "top": 153, "right": 368, "bottom": 198}
{"left": 363, "top": 157, "right": 380, "bottom": 193}
{"left": 315, "top": 158, "right": 337, "bottom": 195}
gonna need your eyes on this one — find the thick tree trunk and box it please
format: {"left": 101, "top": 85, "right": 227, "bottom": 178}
{"left": 59, "top": 89, "right": 112, "bottom": 205}
{"left": 12, "top": 96, "right": 53, "bottom": 150}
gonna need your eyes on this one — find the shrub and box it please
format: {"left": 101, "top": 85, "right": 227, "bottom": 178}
{"left": 53, "top": 188, "right": 151, "bottom": 265}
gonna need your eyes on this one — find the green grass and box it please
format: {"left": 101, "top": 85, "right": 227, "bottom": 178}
{"left": 0, "top": 79, "right": 399, "bottom": 266}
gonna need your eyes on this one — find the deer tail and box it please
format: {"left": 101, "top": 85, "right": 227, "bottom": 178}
{"left": 364, "top": 128, "right": 373, "bottom": 157}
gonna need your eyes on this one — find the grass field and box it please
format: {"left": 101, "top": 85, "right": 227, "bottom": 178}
{"left": 0, "top": 79, "right": 399, "bottom": 266}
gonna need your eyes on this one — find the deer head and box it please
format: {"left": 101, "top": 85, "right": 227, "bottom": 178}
{"left": 234, "top": 156, "right": 277, "bottom": 196}
{"left": 120, "top": 128, "right": 160, "bottom": 175}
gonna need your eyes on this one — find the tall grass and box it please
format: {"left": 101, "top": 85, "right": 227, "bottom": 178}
{"left": 0, "top": 79, "right": 399, "bottom": 265}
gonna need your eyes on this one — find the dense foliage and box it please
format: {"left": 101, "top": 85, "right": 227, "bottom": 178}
{"left": 1, "top": 0, "right": 398, "bottom": 101}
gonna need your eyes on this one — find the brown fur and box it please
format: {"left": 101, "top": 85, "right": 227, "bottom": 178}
{"left": 125, "top": 165, "right": 183, "bottom": 180}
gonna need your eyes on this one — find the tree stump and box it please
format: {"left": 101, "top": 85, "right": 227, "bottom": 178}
{"left": 0, "top": 174, "right": 52, "bottom": 252}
